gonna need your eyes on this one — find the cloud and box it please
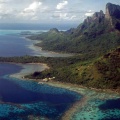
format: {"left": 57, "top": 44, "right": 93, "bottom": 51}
{"left": 51, "top": 11, "right": 78, "bottom": 21}
{"left": 0, "top": 0, "right": 5, "bottom": 3}
{"left": 70, "top": 15, "right": 77, "bottom": 20}
{"left": 0, "top": 0, "right": 8, "bottom": 3}
{"left": 56, "top": 0, "right": 68, "bottom": 10}
{"left": 85, "top": 10, "right": 94, "bottom": 16}
{"left": 85, "top": 13, "right": 93, "bottom": 16}
{"left": 0, "top": 0, "right": 106, "bottom": 24}
{"left": 24, "top": 1, "right": 42, "bottom": 13}
{"left": 0, "top": 3, "right": 15, "bottom": 20}
{"left": 60, "top": 13, "right": 68, "bottom": 19}
{"left": 18, "top": 1, "right": 48, "bottom": 21}
{"left": 31, "top": 16, "right": 38, "bottom": 20}
{"left": 51, "top": 11, "right": 67, "bottom": 19}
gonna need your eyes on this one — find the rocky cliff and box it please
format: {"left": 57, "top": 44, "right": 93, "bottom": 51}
{"left": 66, "top": 2, "right": 120, "bottom": 40}
{"left": 77, "top": 3, "right": 120, "bottom": 33}
{"left": 84, "top": 10, "right": 105, "bottom": 24}
{"left": 105, "top": 3, "right": 120, "bottom": 19}
{"left": 105, "top": 3, "right": 120, "bottom": 30}
{"left": 28, "top": 3, "right": 120, "bottom": 90}
{"left": 29, "top": 3, "right": 120, "bottom": 56}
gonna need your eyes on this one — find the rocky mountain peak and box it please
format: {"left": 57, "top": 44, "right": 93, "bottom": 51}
{"left": 105, "top": 3, "right": 120, "bottom": 30}
{"left": 49, "top": 28, "right": 59, "bottom": 33}
{"left": 82, "top": 3, "right": 120, "bottom": 31}
{"left": 67, "top": 3, "right": 120, "bottom": 36}
{"left": 84, "top": 10, "right": 105, "bottom": 25}
{"left": 105, "top": 3, "right": 120, "bottom": 19}
{"left": 93, "top": 10, "right": 104, "bottom": 19}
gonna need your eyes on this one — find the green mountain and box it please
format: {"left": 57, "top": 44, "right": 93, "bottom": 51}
{"left": 27, "top": 3, "right": 120, "bottom": 91}
{"left": 29, "top": 3, "right": 120, "bottom": 58}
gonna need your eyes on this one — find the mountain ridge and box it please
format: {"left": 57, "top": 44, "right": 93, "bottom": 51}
{"left": 105, "top": 3, "right": 120, "bottom": 30}
{"left": 25, "top": 3, "right": 120, "bottom": 90}
{"left": 69, "top": 2, "right": 120, "bottom": 36}
{"left": 29, "top": 3, "right": 120, "bottom": 58}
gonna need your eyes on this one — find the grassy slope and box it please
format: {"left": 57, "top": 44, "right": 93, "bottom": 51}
{"left": 28, "top": 30, "right": 71, "bottom": 52}
{"left": 0, "top": 48, "right": 119, "bottom": 90}
{"left": 13, "top": 5, "right": 120, "bottom": 90}
{"left": 28, "top": 18, "right": 120, "bottom": 58}
{"left": 26, "top": 15, "right": 120, "bottom": 90}
{"left": 26, "top": 47, "right": 120, "bottom": 90}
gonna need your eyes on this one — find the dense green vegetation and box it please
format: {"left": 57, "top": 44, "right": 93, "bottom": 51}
{"left": 1, "top": 3, "right": 120, "bottom": 91}
{"left": 94, "top": 48, "right": 120, "bottom": 89}
{"left": 26, "top": 4, "right": 120, "bottom": 90}
{"left": 25, "top": 48, "right": 120, "bottom": 90}
{"left": 28, "top": 3, "right": 120, "bottom": 59}
{"left": 0, "top": 47, "right": 120, "bottom": 90}
{"left": 0, "top": 55, "right": 90, "bottom": 68}
{"left": 28, "top": 18, "right": 120, "bottom": 58}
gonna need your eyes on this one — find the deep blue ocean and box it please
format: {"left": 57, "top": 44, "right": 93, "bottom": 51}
{"left": 0, "top": 31, "right": 72, "bottom": 57}
{"left": 0, "top": 24, "right": 81, "bottom": 119}
{"left": 0, "top": 23, "right": 120, "bottom": 120}
{"left": 0, "top": 63, "right": 81, "bottom": 120}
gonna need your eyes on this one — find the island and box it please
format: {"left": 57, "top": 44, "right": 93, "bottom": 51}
{"left": 1, "top": 3, "right": 120, "bottom": 91}
{"left": 0, "top": 2, "right": 120, "bottom": 120}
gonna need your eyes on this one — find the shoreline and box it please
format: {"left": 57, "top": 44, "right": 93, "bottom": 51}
{"left": 61, "top": 96, "right": 88, "bottom": 120}
{"left": 0, "top": 30, "right": 120, "bottom": 119}
{"left": 8, "top": 61, "right": 120, "bottom": 95}
{"left": 10, "top": 62, "right": 49, "bottom": 80}
{"left": 9, "top": 63, "right": 88, "bottom": 120}
{"left": 9, "top": 63, "right": 120, "bottom": 120}
{"left": 24, "top": 37, "right": 74, "bottom": 57}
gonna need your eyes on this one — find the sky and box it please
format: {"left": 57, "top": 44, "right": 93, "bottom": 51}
{"left": 0, "top": 0, "right": 120, "bottom": 25}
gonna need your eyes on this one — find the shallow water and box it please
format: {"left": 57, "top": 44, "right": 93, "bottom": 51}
{"left": 72, "top": 99, "right": 120, "bottom": 120}
{"left": 0, "top": 63, "right": 81, "bottom": 120}
{"left": 0, "top": 30, "right": 120, "bottom": 120}
{"left": 0, "top": 30, "right": 72, "bottom": 57}
{"left": 71, "top": 89, "right": 120, "bottom": 120}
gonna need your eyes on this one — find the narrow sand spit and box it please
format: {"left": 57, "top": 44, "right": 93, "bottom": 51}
{"left": 10, "top": 63, "right": 49, "bottom": 80}
{"left": 9, "top": 63, "right": 120, "bottom": 120}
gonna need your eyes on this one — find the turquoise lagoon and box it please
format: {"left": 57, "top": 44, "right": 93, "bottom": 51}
{"left": 71, "top": 87, "right": 120, "bottom": 120}
{"left": 0, "top": 63, "right": 81, "bottom": 120}
{"left": 0, "top": 30, "right": 120, "bottom": 120}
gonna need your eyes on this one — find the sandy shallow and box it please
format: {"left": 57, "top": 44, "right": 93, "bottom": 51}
{"left": 25, "top": 38, "right": 73, "bottom": 57}
{"left": 10, "top": 63, "right": 49, "bottom": 80}
{"left": 9, "top": 63, "right": 120, "bottom": 120}
{"left": 4, "top": 33, "right": 120, "bottom": 119}
{"left": 43, "top": 81, "right": 120, "bottom": 120}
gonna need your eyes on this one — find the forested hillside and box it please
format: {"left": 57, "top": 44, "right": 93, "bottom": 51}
{"left": 3, "top": 3, "right": 120, "bottom": 91}
{"left": 29, "top": 3, "right": 120, "bottom": 58}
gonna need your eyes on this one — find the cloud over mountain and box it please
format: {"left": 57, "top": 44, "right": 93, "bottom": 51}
{"left": 0, "top": 0, "right": 119, "bottom": 24}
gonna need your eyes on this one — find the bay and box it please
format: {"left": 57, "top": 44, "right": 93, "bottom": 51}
{"left": 0, "top": 29, "right": 80, "bottom": 119}
{"left": 0, "top": 29, "right": 120, "bottom": 120}
{"left": 0, "top": 30, "right": 72, "bottom": 57}
{"left": 0, "top": 63, "right": 81, "bottom": 120}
